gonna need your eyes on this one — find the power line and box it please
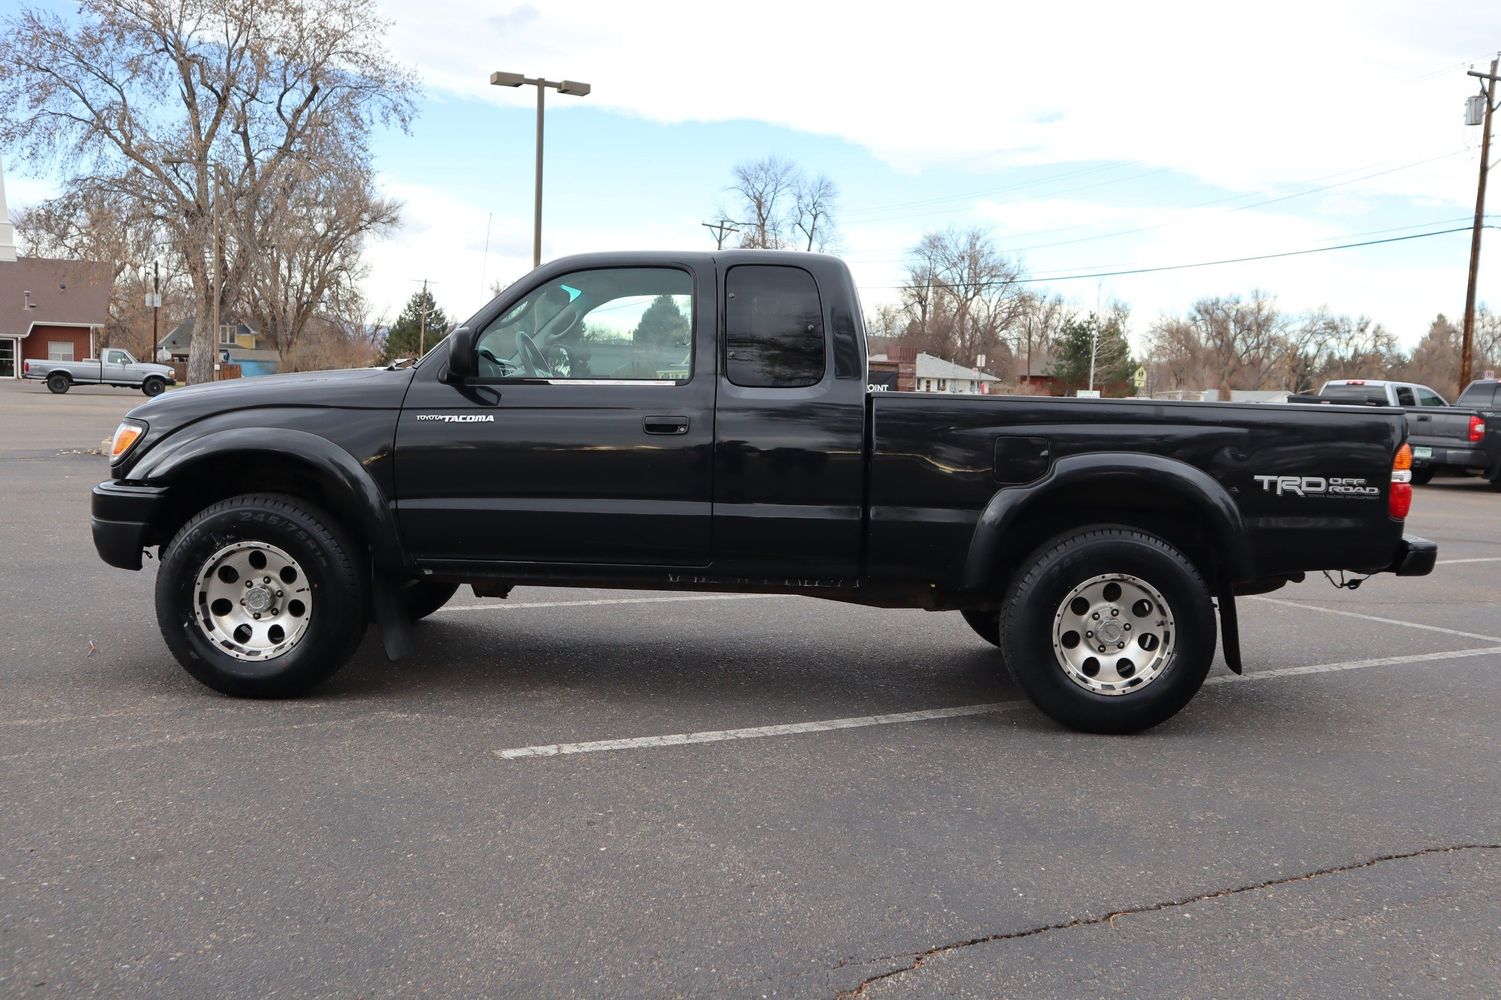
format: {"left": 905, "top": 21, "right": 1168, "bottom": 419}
{"left": 857, "top": 225, "right": 1489, "bottom": 292}
{"left": 842, "top": 149, "right": 1469, "bottom": 264}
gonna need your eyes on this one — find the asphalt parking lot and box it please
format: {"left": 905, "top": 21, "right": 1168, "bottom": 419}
{"left": 2, "top": 380, "right": 1499, "bottom": 998}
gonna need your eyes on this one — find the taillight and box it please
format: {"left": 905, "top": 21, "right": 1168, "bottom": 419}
{"left": 22, "top": 360, "right": 30, "bottom": 374}
{"left": 1469, "top": 415, "right": 1485, "bottom": 443}
{"left": 1390, "top": 443, "right": 1412, "bottom": 519}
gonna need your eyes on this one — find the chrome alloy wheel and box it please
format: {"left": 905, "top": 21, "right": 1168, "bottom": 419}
{"left": 193, "top": 541, "right": 313, "bottom": 661}
{"left": 1050, "top": 573, "right": 1176, "bottom": 695}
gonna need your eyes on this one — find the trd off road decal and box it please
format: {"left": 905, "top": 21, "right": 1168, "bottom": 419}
{"left": 413, "top": 414, "right": 495, "bottom": 423}
{"left": 1253, "top": 475, "right": 1380, "bottom": 498}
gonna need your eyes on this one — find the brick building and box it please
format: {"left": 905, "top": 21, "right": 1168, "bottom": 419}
{"left": 0, "top": 155, "right": 112, "bottom": 378}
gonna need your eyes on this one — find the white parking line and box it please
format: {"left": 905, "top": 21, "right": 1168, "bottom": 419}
{"left": 438, "top": 594, "right": 778, "bottom": 614}
{"left": 1250, "top": 596, "right": 1501, "bottom": 643}
{"left": 494, "top": 702, "right": 1022, "bottom": 759}
{"left": 1437, "top": 557, "right": 1501, "bottom": 565}
{"left": 493, "top": 645, "right": 1501, "bottom": 760}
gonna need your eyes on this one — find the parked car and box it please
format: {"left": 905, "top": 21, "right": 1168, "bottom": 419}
{"left": 1290, "top": 378, "right": 1500, "bottom": 487}
{"left": 23, "top": 348, "right": 176, "bottom": 396}
{"left": 91, "top": 251, "right": 1434, "bottom": 733}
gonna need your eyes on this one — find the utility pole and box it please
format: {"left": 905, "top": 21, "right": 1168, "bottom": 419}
{"left": 413, "top": 278, "right": 438, "bottom": 355}
{"left": 1461, "top": 55, "right": 1499, "bottom": 396}
{"left": 211, "top": 166, "right": 221, "bottom": 381}
{"left": 701, "top": 219, "right": 740, "bottom": 250}
{"left": 151, "top": 262, "right": 160, "bottom": 364}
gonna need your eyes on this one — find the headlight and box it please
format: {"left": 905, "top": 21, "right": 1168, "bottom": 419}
{"left": 109, "top": 419, "right": 148, "bottom": 464}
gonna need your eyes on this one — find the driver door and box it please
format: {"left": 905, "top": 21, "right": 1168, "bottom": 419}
{"left": 394, "top": 262, "right": 715, "bottom": 567}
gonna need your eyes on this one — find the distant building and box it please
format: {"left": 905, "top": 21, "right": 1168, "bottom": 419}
{"left": 0, "top": 155, "right": 113, "bottom": 379}
{"left": 869, "top": 347, "right": 1003, "bottom": 395}
{"left": 160, "top": 318, "right": 281, "bottom": 376}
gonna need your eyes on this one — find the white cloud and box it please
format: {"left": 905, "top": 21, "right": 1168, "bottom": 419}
{"left": 376, "top": 0, "right": 1498, "bottom": 201}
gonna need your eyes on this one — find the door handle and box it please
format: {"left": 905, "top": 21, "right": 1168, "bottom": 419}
{"left": 1415, "top": 414, "right": 1431, "bottom": 421}
{"left": 643, "top": 415, "right": 689, "bottom": 435}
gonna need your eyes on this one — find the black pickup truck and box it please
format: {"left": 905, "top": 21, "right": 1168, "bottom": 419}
{"left": 92, "top": 251, "right": 1435, "bottom": 733}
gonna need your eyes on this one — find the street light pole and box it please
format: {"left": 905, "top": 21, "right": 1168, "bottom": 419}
{"left": 489, "top": 72, "right": 592, "bottom": 269}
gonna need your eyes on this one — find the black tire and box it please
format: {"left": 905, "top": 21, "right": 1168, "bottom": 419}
{"left": 46, "top": 372, "right": 70, "bottom": 394}
{"left": 1409, "top": 467, "right": 1434, "bottom": 486}
{"left": 999, "top": 526, "right": 1216, "bottom": 734}
{"left": 141, "top": 376, "right": 166, "bottom": 397}
{"left": 960, "top": 608, "right": 1001, "bottom": 647}
{"left": 402, "top": 580, "right": 460, "bottom": 621}
{"left": 155, "top": 494, "right": 368, "bottom": 697}
{"left": 1489, "top": 472, "right": 1501, "bottom": 493}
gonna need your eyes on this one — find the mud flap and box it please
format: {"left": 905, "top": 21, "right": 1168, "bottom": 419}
{"left": 1217, "top": 586, "right": 1243, "bottom": 675}
{"left": 371, "top": 570, "right": 414, "bottom": 662}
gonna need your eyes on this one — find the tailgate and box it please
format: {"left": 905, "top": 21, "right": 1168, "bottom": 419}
{"left": 1406, "top": 409, "right": 1474, "bottom": 448}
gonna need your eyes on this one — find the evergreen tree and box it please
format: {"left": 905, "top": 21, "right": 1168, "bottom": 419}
{"left": 1051, "top": 313, "right": 1133, "bottom": 395}
{"left": 631, "top": 294, "right": 690, "bottom": 347}
{"left": 382, "top": 287, "right": 449, "bottom": 362}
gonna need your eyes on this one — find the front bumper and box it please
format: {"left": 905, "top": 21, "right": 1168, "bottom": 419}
{"left": 92, "top": 481, "right": 169, "bottom": 570}
{"left": 1386, "top": 535, "right": 1437, "bottom": 577}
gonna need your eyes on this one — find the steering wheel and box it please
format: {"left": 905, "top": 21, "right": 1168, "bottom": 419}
{"left": 516, "top": 331, "right": 551, "bottom": 377}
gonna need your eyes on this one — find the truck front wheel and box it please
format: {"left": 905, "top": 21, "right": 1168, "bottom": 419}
{"left": 155, "top": 494, "right": 368, "bottom": 697}
{"left": 141, "top": 376, "right": 166, "bottom": 397}
{"left": 1000, "top": 527, "right": 1216, "bottom": 734}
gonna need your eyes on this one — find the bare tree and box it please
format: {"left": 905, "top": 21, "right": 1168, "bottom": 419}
{"left": 791, "top": 174, "right": 837, "bottom": 252}
{"left": 15, "top": 185, "right": 190, "bottom": 358}
{"left": 895, "top": 228, "right": 1024, "bottom": 370}
{"left": 248, "top": 156, "right": 400, "bottom": 361}
{"left": 0, "top": 0, "right": 418, "bottom": 383}
{"left": 1015, "top": 291, "right": 1073, "bottom": 384}
{"left": 1148, "top": 293, "right": 1286, "bottom": 398}
{"left": 728, "top": 157, "right": 798, "bottom": 249}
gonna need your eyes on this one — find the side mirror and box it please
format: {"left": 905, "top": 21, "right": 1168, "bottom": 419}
{"left": 445, "top": 326, "right": 476, "bottom": 383}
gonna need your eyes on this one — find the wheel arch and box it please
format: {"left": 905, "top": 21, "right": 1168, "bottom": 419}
{"left": 963, "top": 452, "right": 1253, "bottom": 597}
{"left": 132, "top": 427, "right": 404, "bottom": 571}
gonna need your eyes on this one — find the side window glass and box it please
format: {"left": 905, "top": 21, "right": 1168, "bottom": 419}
{"left": 1416, "top": 388, "right": 1446, "bottom": 407}
{"left": 474, "top": 267, "right": 693, "bottom": 382}
{"left": 1395, "top": 387, "right": 1415, "bottom": 407}
{"left": 725, "top": 265, "right": 825, "bottom": 388}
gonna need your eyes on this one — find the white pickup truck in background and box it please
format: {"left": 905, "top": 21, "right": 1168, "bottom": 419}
{"left": 22, "top": 348, "right": 177, "bottom": 396}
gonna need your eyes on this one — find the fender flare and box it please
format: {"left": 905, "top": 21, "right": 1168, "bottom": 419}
{"left": 961, "top": 451, "right": 1253, "bottom": 592}
{"left": 130, "top": 426, "right": 404, "bottom": 570}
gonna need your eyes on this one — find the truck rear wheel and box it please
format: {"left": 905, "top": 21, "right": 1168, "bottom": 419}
{"left": 155, "top": 494, "right": 368, "bottom": 697}
{"left": 1000, "top": 527, "right": 1216, "bottom": 734}
{"left": 46, "top": 373, "right": 70, "bottom": 394}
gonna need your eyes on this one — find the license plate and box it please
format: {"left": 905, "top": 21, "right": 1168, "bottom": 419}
{"left": 1413, "top": 446, "right": 1433, "bottom": 460}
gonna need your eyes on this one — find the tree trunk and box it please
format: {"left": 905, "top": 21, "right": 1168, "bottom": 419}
{"left": 187, "top": 279, "right": 216, "bottom": 385}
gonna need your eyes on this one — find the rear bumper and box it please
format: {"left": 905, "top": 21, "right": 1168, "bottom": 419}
{"left": 1386, "top": 535, "right": 1437, "bottom": 577}
{"left": 1410, "top": 444, "right": 1485, "bottom": 470}
{"left": 92, "top": 481, "right": 169, "bottom": 570}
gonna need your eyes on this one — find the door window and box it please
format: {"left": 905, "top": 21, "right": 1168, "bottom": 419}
{"left": 474, "top": 268, "right": 693, "bottom": 382}
{"left": 1394, "top": 386, "right": 1415, "bottom": 406}
{"left": 1415, "top": 387, "right": 1448, "bottom": 407}
{"left": 724, "top": 265, "right": 825, "bottom": 388}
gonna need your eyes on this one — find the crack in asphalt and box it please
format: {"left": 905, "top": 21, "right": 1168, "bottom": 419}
{"left": 834, "top": 843, "right": 1501, "bottom": 998}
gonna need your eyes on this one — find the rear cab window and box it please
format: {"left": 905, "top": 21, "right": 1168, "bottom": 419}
{"left": 1319, "top": 384, "right": 1388, "bottom": 405}
{"left": 724, "top": 265, "right": 826, "bottom": 388}
{"left": 1458, "top": 383, "right": 1498, "bottom": 407}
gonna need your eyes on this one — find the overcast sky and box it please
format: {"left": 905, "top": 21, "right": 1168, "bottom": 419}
{"left": 6, "top": 0, "right": 1499, "bottom": 350}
